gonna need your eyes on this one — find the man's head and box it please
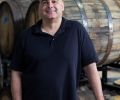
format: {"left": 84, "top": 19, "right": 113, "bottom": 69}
{"left": 39, "top": 0, "right": 64, "bottom": 20}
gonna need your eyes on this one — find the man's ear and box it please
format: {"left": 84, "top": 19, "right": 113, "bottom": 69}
{"left": 61, "top": 1, "right": 64, "bottom": 11}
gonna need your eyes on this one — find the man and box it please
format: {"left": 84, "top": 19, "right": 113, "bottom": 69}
{"left": 11, "top": 0, "right": 104, "bottom": 100}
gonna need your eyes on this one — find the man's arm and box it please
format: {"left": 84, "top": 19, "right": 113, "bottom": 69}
{"left": 11, "top": 70, "right": 22, "bottom": 100}
{"left": 84, "top": 62, "right": 104, "bottom": 100}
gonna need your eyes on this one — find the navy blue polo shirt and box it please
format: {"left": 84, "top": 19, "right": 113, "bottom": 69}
{"left": 11, "top": 17, "right": 98, "bottom": 100}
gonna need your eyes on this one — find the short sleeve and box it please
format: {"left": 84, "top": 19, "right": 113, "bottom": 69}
{"left": 78, "top": 24, "right": 99, "bottom": 67}
{"left": 10, "top": 31, "right": 26, "bottom": 72}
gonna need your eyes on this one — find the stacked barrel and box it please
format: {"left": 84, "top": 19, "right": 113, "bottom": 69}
{"left": 64, "top": 0, "right": 120, "bottom": 66}
{"left": 0, "top": 0, "right": 33, "bottom": 58}
{"left": 0, "top": 0, "right": 120, "bottom": 66}
{"left": 0, "top": 1, "right": 14, "bottom": 58}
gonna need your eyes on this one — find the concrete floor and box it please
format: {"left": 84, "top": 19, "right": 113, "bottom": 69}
{"left": 77, "top": 69, "right": 120, "bottom": 100}
{"left": 78, "top": 85, "right": 120, "bottom": 100}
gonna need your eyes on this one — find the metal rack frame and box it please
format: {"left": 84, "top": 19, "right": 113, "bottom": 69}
{"left": 98, "top": 61, "right": 120, "bottom": 91}
{"left": 0, "top": 57, "right": 11, "bottom": 100}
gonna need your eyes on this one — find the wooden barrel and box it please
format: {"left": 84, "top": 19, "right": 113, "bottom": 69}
{"left": 0, "top": 0, "right": 27, "bottom": 58}
{"left": 0, "top": 0, "right": 26, "bottom": 33}
{"left": 25, "top": 0, "right": 120, "bottom": 66}
{"left": 64, "top": 0, "right": 120, "bottom": 66}
{"left": 0, "top": 1, "right": 14, "bottom": 58}
{"left": 25, "top": 0, "right": 40, "bottom": 28}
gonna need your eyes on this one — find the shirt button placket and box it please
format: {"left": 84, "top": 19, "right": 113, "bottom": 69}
{"left": 50, "top": 37, "right": 55, "bottom": 47}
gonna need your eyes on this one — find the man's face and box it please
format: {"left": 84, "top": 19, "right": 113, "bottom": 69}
{"left": 39, "top": 0, "right": 64, "bottom": 19}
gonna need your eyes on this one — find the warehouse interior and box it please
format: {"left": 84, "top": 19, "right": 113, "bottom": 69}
{"left": 0, "top": 0, "right": 120, "bottom": 100}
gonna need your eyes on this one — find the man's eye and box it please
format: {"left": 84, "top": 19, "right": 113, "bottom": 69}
{"left": 41, "top": 0, "right": 58, "bottom": 5}
{"left": 52, "top": 1, "right": 56, "bottom": 3}
{"left": 42, "top": 1, "right": 48, "bottom": 5}
{"left": 52, "top": 0, "right": 57, "bottom": 4}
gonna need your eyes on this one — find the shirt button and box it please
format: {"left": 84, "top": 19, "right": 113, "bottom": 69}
{"left": 52, "top": 38, "right": 54, "bottom": 40}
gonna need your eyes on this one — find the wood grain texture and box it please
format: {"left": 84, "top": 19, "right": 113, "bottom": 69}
{"left": 0, "top": 0, "right": 120, "bottom": 65}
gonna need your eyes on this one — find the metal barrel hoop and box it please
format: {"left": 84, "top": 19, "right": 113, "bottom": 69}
{"left": 97, "top": 0, "right": 113, "bottom": 65}
{"left": 74, "top": 0, "right": 89, "bottom": 32}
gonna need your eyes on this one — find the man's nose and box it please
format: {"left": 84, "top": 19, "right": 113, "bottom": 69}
{"left": 47, "top": 1, "right": 54, "bottom": 7}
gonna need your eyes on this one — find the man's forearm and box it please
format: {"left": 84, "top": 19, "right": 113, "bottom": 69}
{"left": 11, "top": 70, "right": 22, "bottom": 100}
{"left": 84, "top": 63, "right": 104, "bottom": 100}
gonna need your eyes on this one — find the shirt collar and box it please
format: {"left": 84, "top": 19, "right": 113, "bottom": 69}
{"left": 31, "top": 17, "right": 69, "bottom": 36}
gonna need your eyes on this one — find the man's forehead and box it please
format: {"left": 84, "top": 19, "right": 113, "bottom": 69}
{"left": 40, "top": 0, "right": 59, "bottom": 1}
{"left": 40, "top": 0, "right": 61, "bottom": 2}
